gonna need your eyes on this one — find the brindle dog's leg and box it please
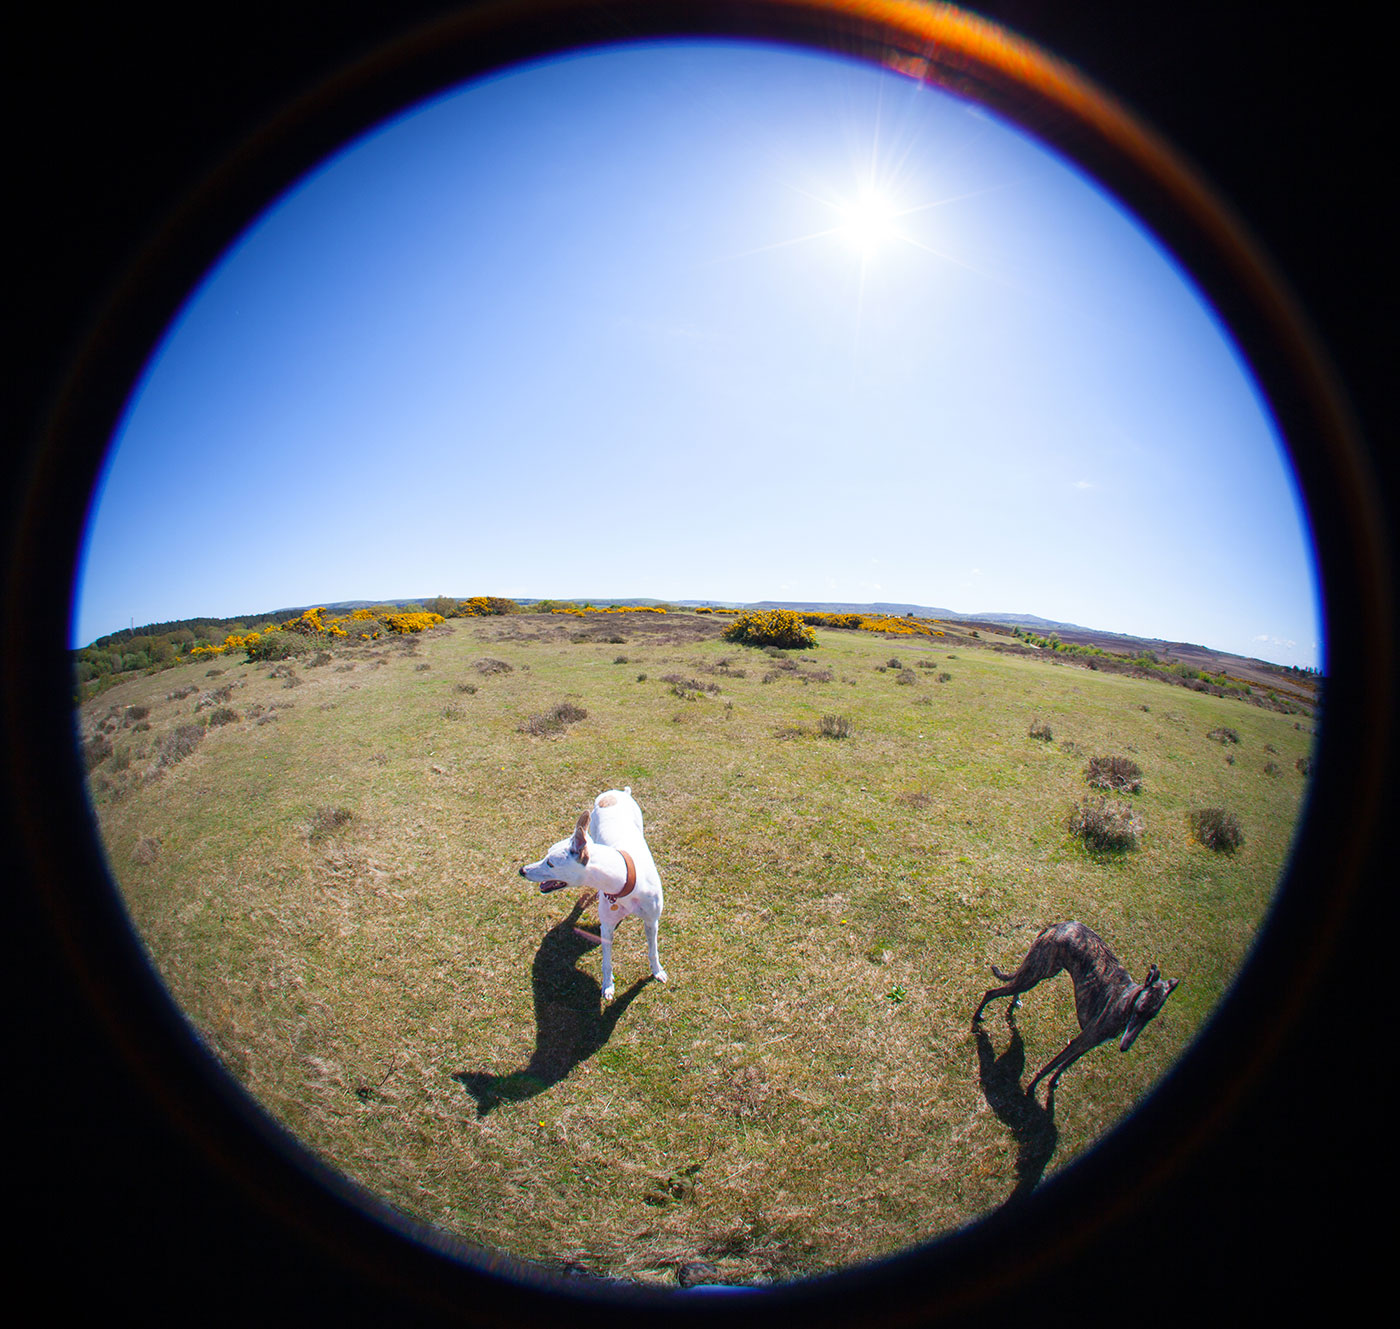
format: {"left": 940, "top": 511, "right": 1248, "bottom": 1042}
{"left": 972, "top": 931, "right": 1061, "bottom": 1024}
{"left": 973, "top": 971, "right": 1038, "bottom": 1024}
{"left": 1027, "top": 1024, "right": 1104, "bottom": 1097}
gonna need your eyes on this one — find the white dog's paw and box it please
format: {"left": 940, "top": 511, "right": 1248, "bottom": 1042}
{"left": 652, "top": 967, "right": 668, "bottom": 983}
{"left": 602, "top": 982, "right": 615, "bottom": 1002}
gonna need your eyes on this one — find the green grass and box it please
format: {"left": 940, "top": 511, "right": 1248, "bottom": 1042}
{"left": 81, "top": 612, "right": 1315, "bottom": 1285}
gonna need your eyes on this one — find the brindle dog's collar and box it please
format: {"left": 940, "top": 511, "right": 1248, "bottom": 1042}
{"left": 603, "top": 849, "right": 637, "bottom": 904}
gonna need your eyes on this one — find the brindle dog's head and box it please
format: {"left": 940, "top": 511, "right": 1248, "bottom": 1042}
{"left": 1120, "top": 964, "right": 1180, "bottom": 1051}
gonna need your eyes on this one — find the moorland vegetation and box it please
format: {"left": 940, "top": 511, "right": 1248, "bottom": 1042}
{"left": 81, "top": 604, "right": 1315, "bottom": 1285}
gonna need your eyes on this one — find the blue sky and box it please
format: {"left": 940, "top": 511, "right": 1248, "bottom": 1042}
{"left": 75, "top": 40, "right": 1321, "bottom": 667}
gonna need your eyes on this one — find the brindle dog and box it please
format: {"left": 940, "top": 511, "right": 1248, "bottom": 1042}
{"left": 973, "top": 921, "right": 1179, "bottom": 1099}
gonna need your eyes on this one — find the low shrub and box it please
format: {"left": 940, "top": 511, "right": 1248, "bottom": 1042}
{"left": 1086, "top": 754, "right": 1143, "bottom": 793}
{"left": 819, "top": 714, "right": 853, "bottom": 739}
{"left": 131, "top": 836, "right": 161, "bottom": 866}
{"left": 206, "top": 707, "right": 239, "bottom": 727}
{"left": 155, "top": 723, "right": 204, "bottom": 770}
{"left": 519, "top": 702, "right": 588, "bottom": 736}
{"left": 1264, "top": 760, "right": 1281, "bottom": 777}
{"left": 309, "top": 806, "right": 353, "bottom": 841}
{"left": 455, "top": 681, "right": 478, "bottom": 694}
{"left": 1028, "top": 719, "right": 1053, "bottom": 741}
{"left": 1190, "top": 807, "right": 1244, "bottom": 852}
{"left": 474, "top": 657, "right": 513, "bottom": 676}
{"left": 938, "top": 672, "right": 952, "bottom": 683}
{"left": 1296, "top": 755, "right": 1313, "bottom": 775}
{"left": 123, "top": 705, "right": 150, "bottom": 726}
{"left": 661, "top": 674, "right": 719, "bottom": 695}
{"left": 894, "top": 670, "right": 916, "bottom": 686}
{"left": 1068, "top": 797, "right": 1143, "bottom": 851}
{"left": 84, "top": 733, "right": 113, "bottom": 769}
{"left": 1207, "top": 726, "right": 1241, "bottom": 745}
{"left": 307, "top": 652, "right": 333, "bottom": 668}
{"left": 722, "top": 609, "right": 817, "bottom": 650}
{"left": 246, "top": 630, "right": 311, "bottom": 662}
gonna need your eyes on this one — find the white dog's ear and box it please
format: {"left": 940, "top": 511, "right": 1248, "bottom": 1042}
{"left": 571, "top": 811, "right": 589, "bottom": 861}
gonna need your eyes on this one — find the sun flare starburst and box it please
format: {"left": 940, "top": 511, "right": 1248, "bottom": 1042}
{"left": 835, "top": 187, "right": 903, "bottom": 256}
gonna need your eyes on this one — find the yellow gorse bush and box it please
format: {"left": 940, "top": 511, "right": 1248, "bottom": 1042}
{"left": 797, "top": 610, "right": 949, "bottom": 639}
{"left": 546, "top": 604, "right": 667, "bottom": 615}
{"left": 183, "top": 605, "right": 448, "bottom": 660}
{"left": 381, "top": 612, "right": 447, "bottom": 635}
{"left": 721, "top": 609, "right": 817, "bottom": 649}
{"left": 188, "top": 629, "right": 264, "bottom": 659}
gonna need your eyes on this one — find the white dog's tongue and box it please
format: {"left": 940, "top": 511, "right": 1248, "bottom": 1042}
{"left": 539, "top": 880, "right": 568, "bottom": 893}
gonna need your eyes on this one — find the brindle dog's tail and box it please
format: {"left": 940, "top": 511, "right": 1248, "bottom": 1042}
{"left": 991, "top": 963, "right": 1015, "bottom": 981}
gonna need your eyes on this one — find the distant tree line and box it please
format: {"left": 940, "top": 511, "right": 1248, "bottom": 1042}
{"left": 74, "top": 612, "right": 288, "bottom": 693}
{"left": 73, "top": 596, "right": 520, "bottom": 701}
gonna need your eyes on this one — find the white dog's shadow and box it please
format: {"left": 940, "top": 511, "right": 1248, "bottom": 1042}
{"left": 454, "top": 895, "right": 654, "bottom": 1118}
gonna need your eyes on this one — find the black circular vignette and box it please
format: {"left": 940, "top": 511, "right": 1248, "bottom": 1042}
{"left": 7, "top": 3, "right": 1393, "bottom": 1323}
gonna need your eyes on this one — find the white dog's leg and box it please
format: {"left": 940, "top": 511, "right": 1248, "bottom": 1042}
{"left": 644, "top": 915, "right": 667, "bottom": 983}
{"left": 599, "top": 915, "right": 616, "bottom": 1002}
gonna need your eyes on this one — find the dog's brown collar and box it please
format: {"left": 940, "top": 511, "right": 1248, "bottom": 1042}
{"left": 603, "top": 849, "right": 637, "bottom": 904}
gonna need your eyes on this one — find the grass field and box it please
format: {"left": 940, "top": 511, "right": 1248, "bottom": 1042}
{"left": 80, "top": 611, "right": 1315, "bottom": 1285}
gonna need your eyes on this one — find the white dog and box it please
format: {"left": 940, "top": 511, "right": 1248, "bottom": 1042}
{"left": 518, "top": 787, "right": 667, "bottom": 1001}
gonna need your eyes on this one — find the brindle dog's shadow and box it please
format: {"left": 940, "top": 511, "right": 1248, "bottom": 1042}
{"left": 454, "top": 895, "right": 651, "bottom": 1117}
{"left": 974, "top": 1019, "right": 1059, "bottom": 1202}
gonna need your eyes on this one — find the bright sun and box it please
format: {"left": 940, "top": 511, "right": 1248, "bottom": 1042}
{"left": 836, "top": 188, "right": 902, "bottom": 256}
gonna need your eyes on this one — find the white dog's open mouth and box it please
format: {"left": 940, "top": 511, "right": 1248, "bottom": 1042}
{"left": 538, "top": 880, "right": 568, "bottom": 893}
